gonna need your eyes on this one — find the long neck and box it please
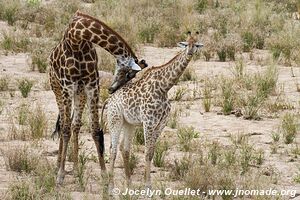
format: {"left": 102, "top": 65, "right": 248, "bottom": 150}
{"left": 156, "top": 49, "right": 192, "bottom": 92}
{"left": 65, "top": 12, "right": 137, "bottom": 61}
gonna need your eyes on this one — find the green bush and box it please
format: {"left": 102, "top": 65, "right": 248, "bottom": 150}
{"left": 18, "top": 79, "right": 33, "bottom": 98}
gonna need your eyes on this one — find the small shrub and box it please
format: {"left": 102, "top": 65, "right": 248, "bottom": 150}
{"left": 241, "top": 93, "right": 264, "bottom": 120}
{"left": 153, "top": 140, "right": 169, "bottom": 167}
{"left": 177, "top": 126, "right": 199, "bottom": 152}
{"left": 241, "top": 31, "right": 254, "bottom": 52}
{"left": 0, "top": 76, "right": 10, "bottom": 91}
{"left": 1, "top": 32, "right": 31, "bottom": 53}
{"left": 217, "top": 48, "right": 227, "bottom": 62}
{"left": 3, "top": 146, "right": 39, "bottom": 173}
{"left": 281, "top": 113, "right": 297, "bottom": 144}
{"left": 0, "top": 0, "right": 21, "bottom": 25}
{"left": 18, "top": 79, "right": 33, "bottom": 98}
{"left": 7, "top": 180, "right": 35, "bottom": 200}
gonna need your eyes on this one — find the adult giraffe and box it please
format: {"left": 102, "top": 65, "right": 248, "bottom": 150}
{"left": 105, "top": 32, "right": 203, "bottom": 189}
{"left": 49, "top": 11, "right": 146, "bottom": 184}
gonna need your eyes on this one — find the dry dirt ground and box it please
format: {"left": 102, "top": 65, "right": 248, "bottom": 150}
{"left": 0, "top": 27, "right": 300, "bottom": 200}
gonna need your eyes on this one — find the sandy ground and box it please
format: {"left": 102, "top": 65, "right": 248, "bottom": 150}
{"left": 0, "top": 27, "right": 300, "bottom": 199}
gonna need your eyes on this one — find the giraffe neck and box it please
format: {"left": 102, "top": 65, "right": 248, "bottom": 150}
{"left": 66, "top": 12, "right": 137, "bottom": 62}
{"left": 155, "top": 49, "right": 193, "bottom": 93}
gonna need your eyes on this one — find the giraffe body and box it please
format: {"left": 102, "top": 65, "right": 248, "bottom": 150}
{"left": 106, "top": 32, "right": 203, "bottom": 189}
{"left": 49, "top": 11, "right": 145, "bottom": 185}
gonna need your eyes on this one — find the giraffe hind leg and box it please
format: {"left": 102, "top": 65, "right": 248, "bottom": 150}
{"left": 56, "top": 90, "right": 72, "bottom": 185}
{"left": 71, "top": 87, "right": 86, "bottom": 172}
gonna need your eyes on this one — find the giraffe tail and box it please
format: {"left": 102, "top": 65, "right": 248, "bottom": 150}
{"left": 98, "top": 100, "right": 108, "bottom": 155}
{"left": 51, "top": 114, "right": 61, "bottom": 140}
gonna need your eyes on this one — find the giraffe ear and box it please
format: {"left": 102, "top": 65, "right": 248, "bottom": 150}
{"left": 177, "top": 42, "right": 188, "bottom": 48}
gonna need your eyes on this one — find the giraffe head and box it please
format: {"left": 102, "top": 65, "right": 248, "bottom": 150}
{"left": 177, "top": 31, "right": 203, "bottom": 55}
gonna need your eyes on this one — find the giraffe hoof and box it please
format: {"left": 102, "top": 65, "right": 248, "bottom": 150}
{"left": 56, "top": 170, "right": 66, "bottom": 185}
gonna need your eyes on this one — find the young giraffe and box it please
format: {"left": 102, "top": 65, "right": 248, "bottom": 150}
{"left": 105, "top": 32, "right": 203, "bottom": 189}
{"left": 49, "top": 11, "right": 146, "bottom": 185}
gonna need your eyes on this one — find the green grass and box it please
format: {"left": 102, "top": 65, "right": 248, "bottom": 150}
{"left": 281, "top": 113, "right": 298, "bottom": 144}
{"left": 3, "top": 146, "right": 39, "bottom": 173}
{"left": 18, "top": 79, "right": 33, "bottom": 98}
{"left": 177, "top": 126, "right": 199, "bottom": 152}
{"left": 153, "top": 140, "right": 169, "bottom": 167}
{"left": 0, "top": 76, "right": 10, "bottom": 91}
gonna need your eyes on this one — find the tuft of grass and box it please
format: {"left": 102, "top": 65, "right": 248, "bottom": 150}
{"left": 153, "top": 140, "right": 169, "bottom": 167}
{"left": 240, "top": 143, "right": 253, "bottom": 174}
{"left": 28, "top": 105, "right": 47, "bottom": 139}
{"left": 128, "top": 153, "right": 138, "bottom": 175}
{"left": 1, "top": 32, "right": 31, "bottom": 53}
{"left": 77, "top": 150, "right": 89, "bottom": 191}
{"left": 18, "top": 103, "right": 29, "bottom": 125}
{"left": 167, "top": 108, "right": 179, "bottom": 129}
{"left": 254, "top": 149, "right": 264, "bottom": 166}
{"left": 2, "top": 146, "right": 39, "bottom": 173}
{"left": 202, "top": 79, "right": 213, "bottom": 112}
{"left": 0, "top": 76, "right": 10, "bottom": 91}
{"left": 133, "top": 127, "right": 144, "bottom": 145}
{"left": 18, "top": 79, "right": 33, "bottom": 98}
{"left": 177, "top": 126, "right": 199, "bottom": 152}
{"left": 208, "top": 141, "right": 221, "bottom": 165}
{"left": 0, "top": 100, "right": 4, "bottom": 114}
{"left": 170, "top": 156, "right": 191, "bottom": 181}
{"left": 271, "top": 131, "right": 280, "bottom": 143}
{"left": 0, "top": 0, "right": 21, "bottom": 25}
{"left": 7, "top": 180, "right": 35, "bottom": 200}
{"left": 31, "top": 50, "right": 48, "bottom": 73}
{"left": 173, "top": 87, "right": 187, "bottom": 101}
{"left": 221, "top": 78, "right": 235, "bottom": 115}
{"left": 281, "top": 113, "right": 297, "bottom": 144}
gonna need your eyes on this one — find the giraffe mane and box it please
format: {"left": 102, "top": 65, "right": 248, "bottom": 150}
{"left": 132, "top": 52, "right": 182, "bottom": 83}
{"left": 74, "top": 11, "right": 137, "bottom": 60}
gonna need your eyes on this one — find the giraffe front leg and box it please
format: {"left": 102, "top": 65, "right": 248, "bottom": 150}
{"left": 144, "top": 126, "right": 160, "bottom": 189}
{"left": 107, "top": 115, "right": 123, "bottom": 195}
{"left": 71, "top": 90, "right": 86, "bottom": 172}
